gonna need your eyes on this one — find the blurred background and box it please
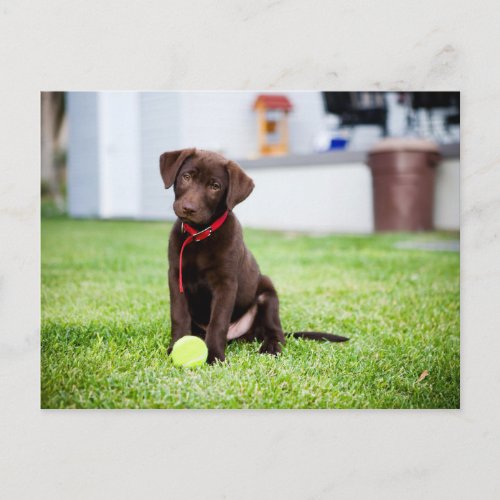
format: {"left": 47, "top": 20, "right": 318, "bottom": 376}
{"left": 41, "top": 91, "right": 459, "bottom": 233}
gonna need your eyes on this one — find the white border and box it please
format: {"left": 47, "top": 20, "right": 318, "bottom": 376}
{"left": 1, "top": 1, "right": 499, "bottom": 497}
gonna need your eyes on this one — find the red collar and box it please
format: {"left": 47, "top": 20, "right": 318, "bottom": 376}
{"left": 177, "top": 210, "right": 229, "bottom": 293}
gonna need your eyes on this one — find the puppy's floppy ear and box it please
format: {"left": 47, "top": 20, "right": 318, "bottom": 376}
{"left": 225, "top": 160, "right": 255, "bottom": 210}
{"left": 159, "top": 148, "right": 196, "bottom": 189}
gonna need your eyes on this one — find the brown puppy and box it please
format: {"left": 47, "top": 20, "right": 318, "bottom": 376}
{"left": 160, "top": 148, "right": 348, "bottom": 364}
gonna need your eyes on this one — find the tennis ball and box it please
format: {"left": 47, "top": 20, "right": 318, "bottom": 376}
{"left": 170, "top": 336, "right": 208, "bottom": 368}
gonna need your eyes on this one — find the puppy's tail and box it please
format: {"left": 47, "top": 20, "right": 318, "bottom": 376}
{"left": 287, "top": 332, "right": 349, "bottom": 342}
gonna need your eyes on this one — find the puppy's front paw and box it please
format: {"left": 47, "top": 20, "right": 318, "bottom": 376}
{"left": 259, "top": 339, "right": 283, "bottom": 356}
{"left": 207, "top": 349, "right": 225, "bottom": 365}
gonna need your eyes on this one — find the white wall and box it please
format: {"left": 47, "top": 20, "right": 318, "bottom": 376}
{"left": 98, "top": 93, "right": 141, "bottom": 218}
{"left": 178, "top": 91, "right": 324, "bottom": 158}
{"left": 287, "top": 92, "right": 326, "bottom": 154}
{"left": 434, "top": 158, "right": 460, "bottom": 231}
{"left": 179, "top": 92, "right": 256, "bottom": 158}
{"left": 139, "top": 93, "right": 182, "bottom": 219}
{"left": 235, "top": 162, "right": 374, "bottom": 233}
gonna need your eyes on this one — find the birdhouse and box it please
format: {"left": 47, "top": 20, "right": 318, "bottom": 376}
{"left": 253, "top": 94, "right": 293, "bottom": 156}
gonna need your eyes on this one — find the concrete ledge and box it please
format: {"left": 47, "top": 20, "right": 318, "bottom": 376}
{"left": 238, "top": 143, "right": 459, "bottom": 170}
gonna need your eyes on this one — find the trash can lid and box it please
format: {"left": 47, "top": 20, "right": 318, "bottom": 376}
{"left": 369, "top": 138, "right": 440, "bottom": 154}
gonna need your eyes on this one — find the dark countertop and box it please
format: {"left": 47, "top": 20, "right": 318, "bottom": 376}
{"left": 238, "top": 143, "right": 459, "bottom": 170}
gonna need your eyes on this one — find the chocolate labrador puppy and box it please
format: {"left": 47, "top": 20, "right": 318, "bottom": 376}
{"left": 160, "top": 148, "right": 348, "bottom": 364}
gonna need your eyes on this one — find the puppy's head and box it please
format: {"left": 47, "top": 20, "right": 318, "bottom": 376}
{"left": 159, "top": 148, "right": 254, "bottom": 226}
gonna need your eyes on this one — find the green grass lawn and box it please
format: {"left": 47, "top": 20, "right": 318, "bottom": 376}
{"left": 41, "top": 218, "right": 460, "bottom": 409}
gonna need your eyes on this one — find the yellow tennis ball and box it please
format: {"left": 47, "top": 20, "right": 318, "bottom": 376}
{"left": 170, "top": 336, "right": 208, "bottom": 368}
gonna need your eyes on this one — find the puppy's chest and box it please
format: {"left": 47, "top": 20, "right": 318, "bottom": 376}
{"left": 182, "top": 243, "right": 218, "bottom": 274}
{"left": 180, "top": 247, "right": 220, "bottom": 323}
{"left": 180, "top": 242, "right": 229, "bottom": 290}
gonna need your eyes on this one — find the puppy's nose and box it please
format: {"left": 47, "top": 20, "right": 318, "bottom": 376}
{"left": 182, "top": 203, "right": 197, "bottom": 216}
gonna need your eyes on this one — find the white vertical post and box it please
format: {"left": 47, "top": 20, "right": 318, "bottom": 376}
{"left": 97, "top": 92, "right": 141, "bottom": 218}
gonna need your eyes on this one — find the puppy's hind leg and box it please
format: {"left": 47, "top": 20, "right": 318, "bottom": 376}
{"left": 255, "top": 275, "right": 286, "bottom": 355}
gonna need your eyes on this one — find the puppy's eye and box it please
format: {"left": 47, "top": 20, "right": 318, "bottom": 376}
{"left": 210, "top": 182, "right": 221, "bottom": 191}
{"left": 182, "top": 173, "right": 191, "bottom": 181}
